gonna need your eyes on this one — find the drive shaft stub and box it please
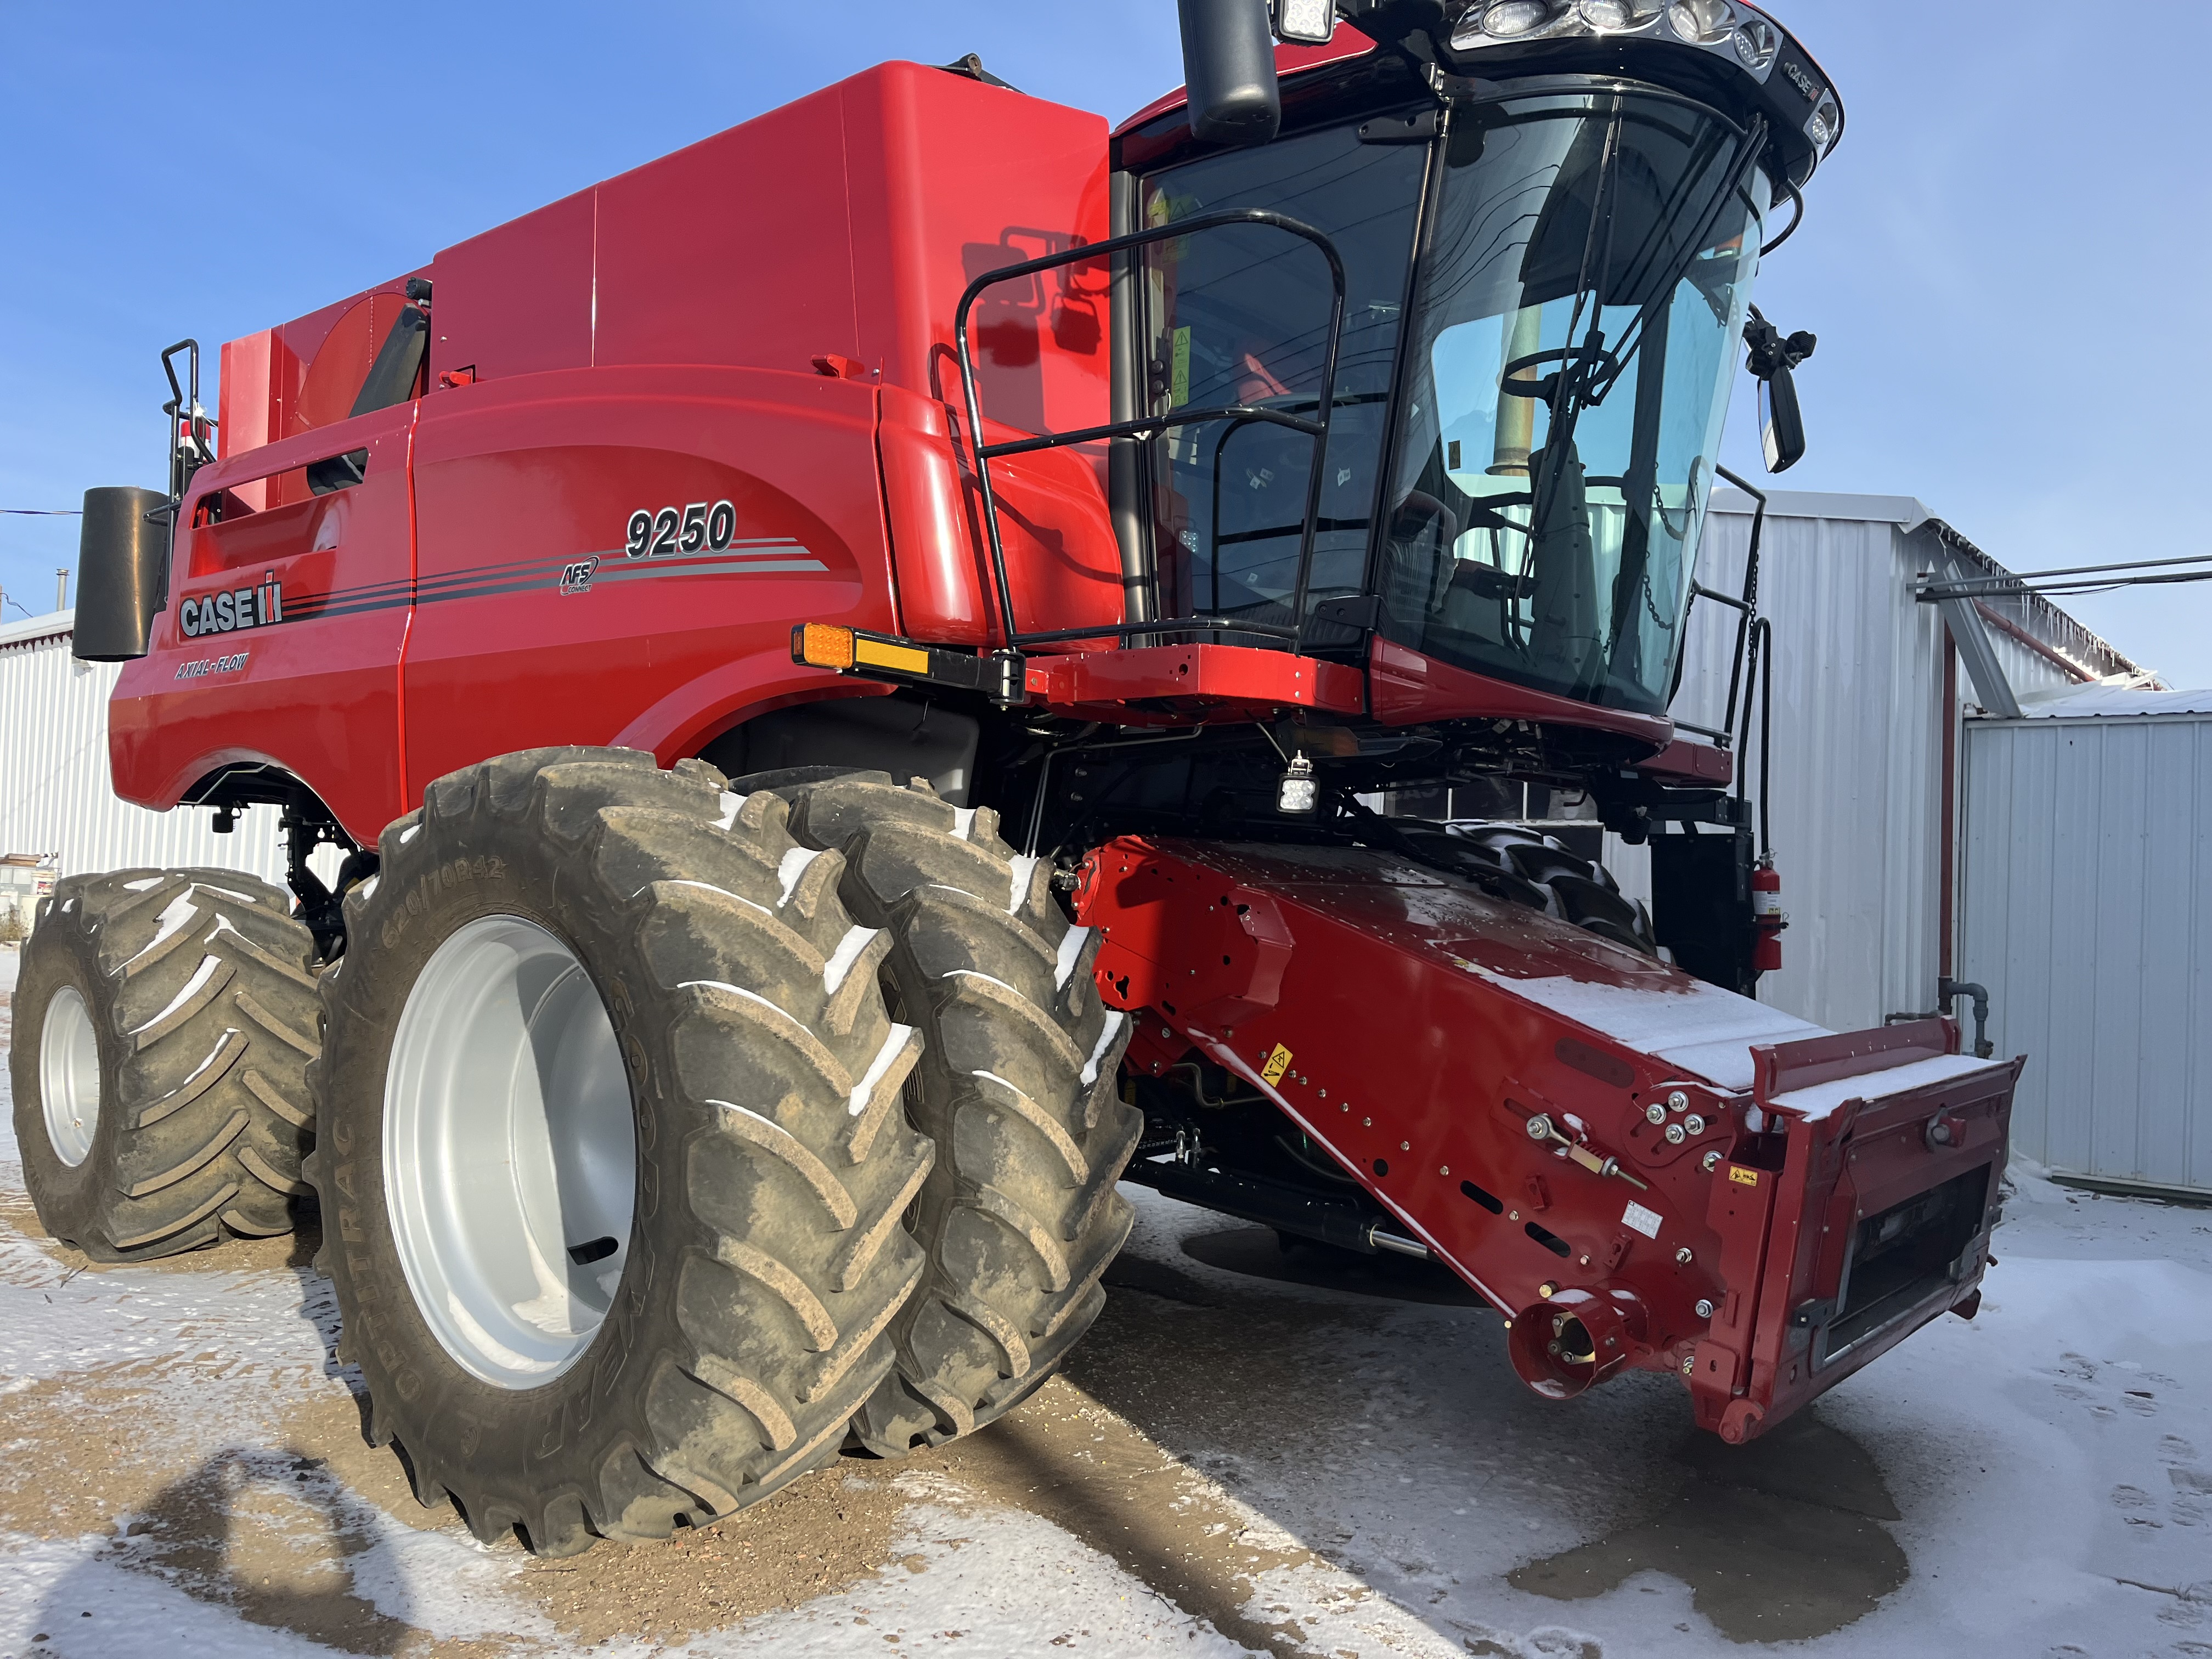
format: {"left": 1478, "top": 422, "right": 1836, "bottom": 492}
{"left": 1508, "top": 1288, "right": 1650, "bottom": 1400}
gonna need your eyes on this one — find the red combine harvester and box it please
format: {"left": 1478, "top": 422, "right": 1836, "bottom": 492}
{"left": 18, "top": 0, "right": 2018, "bottom": 1556}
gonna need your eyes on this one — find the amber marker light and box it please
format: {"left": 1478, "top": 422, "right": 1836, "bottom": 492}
{"left": 793, "top": 623, "right": 856, "bottom": 672}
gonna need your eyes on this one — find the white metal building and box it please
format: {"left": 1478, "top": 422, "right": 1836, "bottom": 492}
{"left": 1606, "top": 490, "right": 2149, "bottom": 1036}
{"left": 0, "top": 608, "right": 311, "bottom": 906}
{"left": 1961, "top": 686, "right": 2212, "bottom": 1199}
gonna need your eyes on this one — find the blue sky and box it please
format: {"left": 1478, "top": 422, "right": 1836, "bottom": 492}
{"left": 4, "top": 2, "right": 2206, "bottom": 684}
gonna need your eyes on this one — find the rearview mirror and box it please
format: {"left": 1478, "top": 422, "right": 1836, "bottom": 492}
{"left": 1759, "top": 365, "right": 1806, "bottom": 473}
{"left": 1745, "top": 309, "right": 1815, "bottom": 474}
{"left": 72, "top": 486, "right": 172, "bottom": 662}
{"left": 1177, "top": 0, "right": 1281, "bottom": 146}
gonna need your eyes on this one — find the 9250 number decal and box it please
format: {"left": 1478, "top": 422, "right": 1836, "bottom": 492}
{"left": 627, "top": 500, "right": 737, "bottom": 558}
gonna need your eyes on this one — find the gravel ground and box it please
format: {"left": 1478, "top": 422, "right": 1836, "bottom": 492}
{"left": 4, "top": 937, "right": 2210, "bottom": 1659}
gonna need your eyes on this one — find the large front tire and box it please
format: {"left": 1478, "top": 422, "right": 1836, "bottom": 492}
{"left": 9, "top": 868, "right": 319, "bottom": 1260}
{"left": 768, "top": 772, "right": 1141, "bottom": 1455}
{"left": 306, "top": 749, "right": 933, "bottom": 1554}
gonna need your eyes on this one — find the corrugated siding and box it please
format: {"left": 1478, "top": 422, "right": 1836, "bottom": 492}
{"left": 0, "top": 629, "right": 327, "bottom": 891}
{"left": 1961, "top": 715, "right": 2212, "bottom": 1194}
{"left": 1604, "top": 505, "right": 2078, "bottom": 1034}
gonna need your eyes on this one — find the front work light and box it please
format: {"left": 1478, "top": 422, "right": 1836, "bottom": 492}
{"left": 1666, "top": 0, "right": 1732, "bottom": 44}
{"left": 1578, "top": 0, "right": 1661, "bottom": 30}
{"left": 1277, "top": 753, "right": 1319, "bottom": 814}
{"left": 1273, "top": 0, "right": 1336, "bottom": 43}
{"left": 1480, "top": 0, "right": 1561, "bottom": 36}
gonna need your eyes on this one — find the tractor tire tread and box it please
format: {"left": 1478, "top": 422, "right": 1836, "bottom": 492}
{"left": 769, "top": 772, "right": 1139, "bottom": 1457}
{"left": 7, "top": 866, "right": 320, "bottom": 1261}
{"left": 306, "top": 746, "right": 933, "bottom": 1555}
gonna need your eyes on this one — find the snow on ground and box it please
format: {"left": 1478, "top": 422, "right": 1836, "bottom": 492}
{"left": 3, "top": 933, "right": 2210, "bottom": 1657}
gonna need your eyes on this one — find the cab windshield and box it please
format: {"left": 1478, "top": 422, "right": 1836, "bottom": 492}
{"left": 1135, "top": 90, "right": 1767, "bottom": 712}
{"left": 1380, "top": 92, "right": 1768, "bottom": 713}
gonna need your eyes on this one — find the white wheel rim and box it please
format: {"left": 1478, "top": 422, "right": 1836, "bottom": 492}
{"left": 40, "top": 985, "right": 101, "bottom": 1167}
{"left": 384, "top": 915, "right": 636, "bottom": 1389}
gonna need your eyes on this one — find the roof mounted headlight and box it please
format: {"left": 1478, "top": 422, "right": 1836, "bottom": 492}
{"left": 1806, "top": 91, "right": 1841, "bottom": 151}
{"left": 1732, "top": 16, "right": 1777, "bottom": 69}
{"left": 1665, "top": 0, "right": 1733, "bottom": 44}
{"left": 1475, "top": 0, "right": 1567, "bottom": 37}
{"left": 1578, "top": 0, "right": 1662, "bottom": 31}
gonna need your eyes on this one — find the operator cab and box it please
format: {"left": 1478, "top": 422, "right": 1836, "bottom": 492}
{"left": 1114, "top": 0, "right": 1836, "bottom": 723}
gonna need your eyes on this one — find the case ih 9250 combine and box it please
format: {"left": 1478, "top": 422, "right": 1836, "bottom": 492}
{"left": 19, "top": 0, "right": 2018, "bottom": 1555}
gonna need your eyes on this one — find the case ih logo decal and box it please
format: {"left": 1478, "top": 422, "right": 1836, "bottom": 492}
{"left": 180, "top": 576, "right": 284, "bottom": 637}
{"left": 1780, "top": 58, "right": 1824, "bottom": 104}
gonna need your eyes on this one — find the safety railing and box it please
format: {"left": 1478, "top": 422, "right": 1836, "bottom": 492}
{"left": 952, "top": 208, "right": 1347, "bottom": 653}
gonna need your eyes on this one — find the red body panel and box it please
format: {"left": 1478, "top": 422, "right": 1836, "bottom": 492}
{"left": 110, "top": 405, "right": 417, "bottom": 839}
{"left": 403, "top": 367, "right": 890, "bottom": 798}
{"left": 115, "top": 61, "right": 1119, "bottom": 836}
{"left": 1077, "top": 837, "right": 2016, "bottom": 1440}
{"left": 1369, "top": 636, "right": 1674, "bottom": 749}
{"left": 1025, "top": 643, "right": 1366, "bottom": 723}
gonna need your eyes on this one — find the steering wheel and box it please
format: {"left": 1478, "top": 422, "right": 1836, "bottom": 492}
{"left": 1497, "top": 342, "right": 1623, "bottom": 399}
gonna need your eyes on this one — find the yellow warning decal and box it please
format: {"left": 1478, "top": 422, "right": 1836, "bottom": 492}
{"left": 854, "top": 636, "right": 932, "bottom": 676}
{"left": 1260, "top": 1044, "right": 1294, "bottom": 1086}
{"left": 1729, "top": 1166, "right": 1760, "bottom": 1186}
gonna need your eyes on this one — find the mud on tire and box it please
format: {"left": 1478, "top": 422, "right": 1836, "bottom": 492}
{"left": 306, "top": 748, "right": 934, "bottom": 1555}
{"left": 8, "top": 868, "right": 320, "bottom": 1261}
{"left": 764, "top": 771, "right": 1141, "bottom": 1455}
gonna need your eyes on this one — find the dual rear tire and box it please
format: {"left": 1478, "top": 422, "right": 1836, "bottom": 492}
{"left": 303, "top": 751, "right": 1136, "bottom": 1552}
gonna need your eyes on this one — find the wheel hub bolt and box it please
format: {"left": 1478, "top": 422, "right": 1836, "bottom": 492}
{"left": 1667, "top": 1090, "right": 1690, "bottom": 1113}
{"left": 1645, "top": 1103, "right": 1668, "bottom": 1125}
{"left": 1665, "top": 1123, "right": 1686, "bottom": 1144}
{"left": 1684, "top": 1114, "right": 1706, "bottom": 1136}
{"left": 1695, "top": 1298, "right": 1716, "bottom": 1319}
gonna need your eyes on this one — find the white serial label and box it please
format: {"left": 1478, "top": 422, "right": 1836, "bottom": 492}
{"left": 1621, "top": 1200, "right": 1663, "bottom": 1239}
